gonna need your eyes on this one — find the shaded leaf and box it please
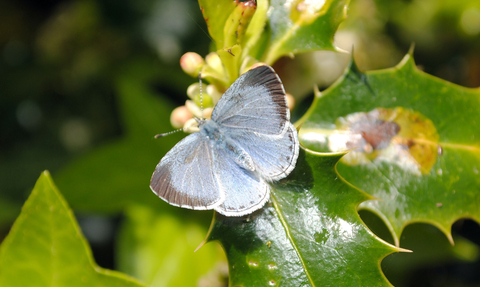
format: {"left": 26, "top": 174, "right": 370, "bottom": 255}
{"left": 241, "top": 0, "right": 269, "bottom": 59}
{"left": 299, "top": 52, "right": 480, "bottom": 245}
{"left": 263, "top": 0, "right": 348, "bottom": 64}
{"left": 207, "top": 150, "right": 399, "bottom": 286}
{"left": 0, "top": 171, "right": 146, "bottom": 287}
{"left": 117, "top": 205, "right": 227, "bottom": 287}
{"left": 197, "top": 0, "right": 237, "bottom": 50}
{"left": 199, "top": 0, "right": 267, "bottom": 56}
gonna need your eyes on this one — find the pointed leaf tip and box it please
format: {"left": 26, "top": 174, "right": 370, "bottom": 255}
{"left": 0, "top": 173, "right": 147, "bottom": 287}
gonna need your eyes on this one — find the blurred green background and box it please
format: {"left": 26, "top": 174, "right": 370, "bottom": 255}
{"left": 0, "top": 0, "right": 209, "bottom": 211}
{"left": 1, "top": 0, "right": 479, "bottom": 286}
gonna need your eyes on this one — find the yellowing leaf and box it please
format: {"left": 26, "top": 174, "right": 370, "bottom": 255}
{"left": 299, "top": 53, "right": 480, "bottom": 245}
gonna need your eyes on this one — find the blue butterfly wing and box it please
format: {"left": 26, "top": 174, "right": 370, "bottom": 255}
{"left": 151, "top": 65, "right": 299, "bottom": 216}
{"left": 212, "top": 65, "right": 289, "bottom": 136}
{"left": 213, "top": 65, "right": 300, "bottom": 182}
{"left": 230, "top": 122, "right": 299, "bottom": 182}
{"left": 150, "top": 133, "right": 225, "bottom": 210}
{"left": 213, "top": 147, "right": 270, "bottom": 216}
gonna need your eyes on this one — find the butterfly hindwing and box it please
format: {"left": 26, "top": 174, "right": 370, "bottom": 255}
{"left": 230, "top": 122, "right": 299, "bottom": 182}
{"left": 213, "top": 147, "right": 271, "bottom": 216}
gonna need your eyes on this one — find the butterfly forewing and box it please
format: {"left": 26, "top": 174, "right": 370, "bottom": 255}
{"left": 212, "top": 65, "right": 289, "bottom": 136}
{"left": 150, "top": 133, "right": 224, "bottom": 209}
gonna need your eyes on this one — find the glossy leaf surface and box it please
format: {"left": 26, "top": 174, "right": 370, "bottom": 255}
{"left": 207, "top": 150, "right": 399, "bottom": 286}
{"left": 299, "top": 53, "right": 480, "bottom": 245}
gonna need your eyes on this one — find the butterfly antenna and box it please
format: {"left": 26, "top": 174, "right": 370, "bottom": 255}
{"left": 154, "top": 128, "right": 183, "bottom": 139}
{"left": 186, "top": 12, "right": 214, "bottom": 42}
{"left": 199, "top": 71, "right": 204, "bottom": 119}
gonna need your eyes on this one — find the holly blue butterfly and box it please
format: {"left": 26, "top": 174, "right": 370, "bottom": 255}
{"left": 150, "top": 64, "right": 299, "bottom": 216}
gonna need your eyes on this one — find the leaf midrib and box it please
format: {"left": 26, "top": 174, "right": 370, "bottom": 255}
{"left": 270, "top": 192, "right": 315, "bottom": 286}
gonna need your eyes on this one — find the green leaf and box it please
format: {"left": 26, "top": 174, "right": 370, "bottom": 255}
{"left": 0, "top": 171, "right": 146, "bottom": 287}
{"left": 199, "top": 0, "right": 267, "bottom": 55}
{"left": 54, "top": 59, "right": 185, "bottom": 213}
{"left": 198, "top": 0, "right": 270, "bottom": 87}
{"left": 263, "top": 0, "right": 348, "bottom": 64}
{"left": 299, "top": 52, "right": 480, "bottom": 245}
{"left": 241, "top": 0, "right": 269, "bottom": 59}
{"left": 207, "top": 150, "right": 399, "bottom": 286}
{"left": 197, "top": 0, "right": 237, "bottom": 50}
{"left": 117, "top": 205, "right": 227, "bottom": 287}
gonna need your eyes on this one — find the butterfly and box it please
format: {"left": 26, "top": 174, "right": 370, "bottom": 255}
{"left": 150, "top": 64, "right": 299, "bottom": 216}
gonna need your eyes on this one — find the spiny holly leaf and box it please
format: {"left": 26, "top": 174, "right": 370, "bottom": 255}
{"left": 0, "top": 171, "right": 146, "bottom": 287}
{"left": 298, "top": 52, "right": 480, "bottom": 245}
{"left": 206, "top": 150, "right": 400, "bottom": 286}
{"left": 197, "top": 0, "right": 348, "bottom": 66}
{"left": 263, "top": 0, "right": 348, "bottom": 64}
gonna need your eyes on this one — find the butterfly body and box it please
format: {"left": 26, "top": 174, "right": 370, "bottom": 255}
{"left": 200, "top": 120, "right": 255, "bottom": 172}
{"left": 150, "top": 64, "right": 299, "bottom": 217}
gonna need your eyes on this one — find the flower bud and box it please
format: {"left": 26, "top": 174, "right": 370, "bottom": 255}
{"left": 286, "top": 92, "right": 295, "bottom": 111}
{"left": 206, "top": 84, "right": 222, "bottom": 103}
{"left": 202, "top": 107, "right": 213, "bottom": 119}
{"left": 187, "top": 83, "right": 214, "bottom": 108}
{"left": 180, "top": 52, "right": 205, "bottom": 77}
{"left": 185, "top": 100, "right": 203, "bottom": 118}
{"left": 193, "top": 93, "right": 213, "bottom": 109}
{"left": 205, "top": 52, "right": 224, "bottom": 75}
{"left": 187, "top": 83, "right": 200, "bottom": 100}
{"left": 170, "top": 105, "right": 193, "bottom": 129}
{"left": 183, "top": 118, "right": 200, "bottom": 133}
